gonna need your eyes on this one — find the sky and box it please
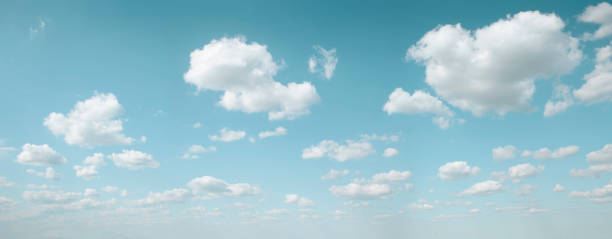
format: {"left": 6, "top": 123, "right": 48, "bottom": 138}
{"left": 1, "top": 0, "right": 612, "bottom": 238}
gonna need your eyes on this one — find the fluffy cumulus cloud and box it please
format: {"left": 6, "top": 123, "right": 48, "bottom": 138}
{"left": 184, "top": 36, "right": 319, "bottom": 120}
{"left": 136, "top": 188, "right": 191, "bottom": 205}
{"left": 44, "top": 93, "right": 134, "bottom": 147}
{"left": 329, "top": 183, "right": 392, "bottom": 200}
{"left": 521, "top": 145, "right": 579, "bottom": 160}
{"left": 258, "top": 126, "right": 287, "bottom": 139}
{"left": 383, "top": 89, "right": 455, "bottom": 129}
{"left": 579, "top": 2, "right": 612, "bottom": 40}
{"left": 570, "top": 144, "right": 612, "bottom": 177}
{"left": 382, "top": 148, "right": 399, "bottom": 158}
{"left": 492, "top": 145, "right": 518, "bottom": 161}
{"left": 26, "top": 167, "right": 59, "bottom": 180}
{"left": 492, "top": 163, "right": 544, "bottom": 183}
{"left": 108, "top": 150, "right": 159, "bottom": 170}
{"left": 182, "top": 145, "right": 216, "bottom": 159}
{"left": 16, "top": 144, "right": 66, "bottom": 166}
{"left": 209, "top": 128, "right": 246, "bottom": 142}
{"left": 438, "top": 161, "right": 480, "bottom": 180}
{"left": 460, "top": 180, "right": 503, "bottom": 196}
{"left": 544, "top": 84, "right": 574, "bottom": 117}
{"left": 574, "top": 43, "right": 612, "bottom": 103}
{"left": 187, "top": 176, "right": 261, "bottom": 198}
{"left": 321, "top": 169, "right": 350, "bottom": 180}
{"left": 308, "top": 45, "right": 338, "bottom": 80}
{"left": 302, "top": 139, "right": 374, "bottom": 162}
{"left": 408, "top": 11, "right": 581, "bottom": 116}
{"left": 284, "top": 194, "right": 315, "bottom": 207}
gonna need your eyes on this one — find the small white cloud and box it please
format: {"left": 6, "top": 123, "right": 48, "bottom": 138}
{"left": 26, "top": 167, "right": 60, "bottom": 180}
{"left": 258, "top": 127, "right": 287, "bottom": 139}
{"left": 371, "top": 170, "right": 412, "bottom": 183}
{"left": 108, "top": 150, "right": 159, "bottom": 170}
{"left": 187, "top": 176, "right": 261, "bottom": 198}
{"left": 521, "top": 145, "right": 579, "bottom": 160}
{"left": 553, "top": 184, "right": 565, "bottom": 192}
{"left": 438, "top": 161, "right": 480, "bottom": 180}
{"left": 73, "top": 165, "right": 98, "bottom": 180}
{"left": 383, "top": 89, "right": 455, "bottom": 129}
{"left": 308, "top": 45, "right": 338, "bottom": 80}
{"left": 285, "top": 194, "right": 315, "bottom": 207}
{"left": 460, "top": 180, "right": 503, "bottom": 196}
{"left": 382, "top": 148, "right": 399, "bottom": 158}
{"left": 321, "top": 169, "right": 350, "bottom": 180}
{"left": 44, "top": 93, "right": 134, "bottom": 147}
{"left": 302, "top": 139, "right": 375, "bottom": 162}
{"left": 492, "top": 145, "right": 518, "bottom": 161}
{"left": 16, "top": 144, "right": 66, "bottom": 166}
{"left": 329, "top": 182, "right": 392, "bottom": 200}
{"left": 209, "top": 128, "right": 246, "bottom": 142}
{"left": 493, "top": 163, "right": 544, "bottom": 183}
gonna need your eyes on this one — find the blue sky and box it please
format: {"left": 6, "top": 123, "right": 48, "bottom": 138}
{"left": 1, "top": 0, "right": 612, "bottom": 238}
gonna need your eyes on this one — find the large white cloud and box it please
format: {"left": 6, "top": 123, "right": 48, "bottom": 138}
{"left": 16, "top": 144, "right": 66, "bottom": 166}
{"left": 408, "top": 11, "right": 581, "bottom": 115}
{"left": 184, "top": 37, "right": 320, "bottom": 120}
{"left": 574, "top": 43, "right": 612, "bottom": 103}
{"left": 329, "top": 183, "right": 392, "bottom": 200}
{"left": 383, "top": 89, "right": 455, "bottom": 129}
{"left": 302, "top": 139, "right": 375, "bottom": 162}
{"left": 579, "top": 2, "right": 612, "bottom": 40}
{"left": 460, "top": 180, "right": 503, "bottom": 196}
{"left": 438, "top": 161, "right": 480, "bottom": 180}
{"left": 308, "top": 45, "right": 338, "bottom": 80}
{"left": 570, "top": 144, "right": 612, "bottom": 177}
{"left": 186, "top": 176, "right": 261, "bottom": 198}
{"left": 44, "top": 93, "right": 134, "bottom": 147}
{"left": 108, "top": 150, "right": 159, "bottom": 170}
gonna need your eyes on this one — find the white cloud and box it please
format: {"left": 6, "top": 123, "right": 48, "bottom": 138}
{"left": 308, "top": 45, "right": 338, "bottom": 80}
{"left": 460, "top": 180, "right": 503, "bottom": 196}
{"left": 84, "top": 153, "right": 106, "bottom": 166}
{"left": 329, "top": 183, "right": 392, "bottom": 200}
{"left": 408, "top": 11, "right": 581, "bottom": 116}
{"left": 553, "top": 184, "right": 565, "bottom": 192}
{"left": 182, "top": 145, "right": 216, "bottom": 159}
{"left": 0, "top": 176, "right": 15, "bottom": 187}
{"left": 16, "top": 144, "right": 66, "bottom": 166}
{"left": 521, "top": 145, "right": 579, "bottom": 160}
{"left": 383, "top": 89, "right": 455, "bottom": 129}
{"left": 187, "top": 176, "right": 261, "bottom": 198}
{"left": 136, "top": 188, "right": 191, "bottom": 205}
{"left": 23, "top": 190, "right": 82, "bottom": 204}
{"left": 371, "top": 170, "right": 412, "bottom": 183}
{"left": 492, "top": 163, "right": 544, "bottom": 183}
{"left": 515, "top": 184, "right": 538, "bottom": 196}
{"left": 73, "top": 165, "right": 99, "bottom": 180}
{"left": 108, "top": 150, "right": 159, "bottom": 170}
{"left": 438, "top": 161, "right": 480, "bottom": 180}
{"left": 492, "top": 145, "right": 518, "bottom": 161}
{"left": 575, "top": 43, "right": 612, "bottom": 103}
{"left": 258, "top": 127, "right": 287, "bottom": 139}
{"left": 570, "top": 144, "right": 612, "bottom": 177}
{"left": 209, "top": 128, "right": 246, "bottom": 142}
{"left": 302, "top": 139, "right": 375, "bottom": 162}
{"left": 284, "top": 194, "right": 315, "bottom": 207}
{"left": 569, "top": 180, "right": 612, "bottom": 202}
{"left": 410, "top": 203, "right": 435, "bottom": 210}
{"left": 26, "top": 167, "right": 59, "bottom": 180}
{"left": 579, "top": 2, "right": 612, "bottom": 40}
{"left": 44, "top": 93, "right": 134, "bottom": 147}
{"left": 184, "top": 36, "right": 319, "bottom": 120}
{"left": 544, "top": 84, "right": 574, "bottom": 117}
{"left": 360, "top": 134, "right": 399, "bottom": 142}
{"left": 321, "top": 169, "right": 350, "bottom": 180}
{"left": 193, "top": 122, "right": 202, "bottom": 128}
{"left": 382, "top": 148, "right": 399, "bottom": 158}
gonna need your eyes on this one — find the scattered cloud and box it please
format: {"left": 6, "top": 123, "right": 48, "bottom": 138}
{"left": 579, "top": 2, "right": 612, "bottom": 40}
{"left": 570, "top": 144, "right": 612, "bottom": 177}
{"left": 26, "top": 167, "right": 60, "bottom": 180}
{"left": 492, "top": 163, "right": 544, "bottom": 183}
{"left": 182, "top": 145, "right": 216, "bottom": 159}
{"left": 308, "top": 45, "right": 338, "bottom": 80}
{"left": 135, "top": 188, "right": 191, "bottom": 205}
{"left": 521, "top": 145, "right": 579, "bottom": 160}
{"left": 302, "top": 139, "right": 375, "bottom": 162}
{"left": 330, "top": 182, "right": 392, "bottom": 200}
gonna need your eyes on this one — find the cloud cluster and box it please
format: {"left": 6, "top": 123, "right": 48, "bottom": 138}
{"left": 184, "top": 37, "right": 319, "bottom": 120}
{"left": 44, "top": 93, "right": 134, "bottom": 147}
{"left": 579, "top": 2, "right": 612, "bottom": 40}
{"left": 521, "top": 145, "right": 579, "bottom": 160}
{"left": 408, "top": 11, "right": 581, "bottom": 115}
